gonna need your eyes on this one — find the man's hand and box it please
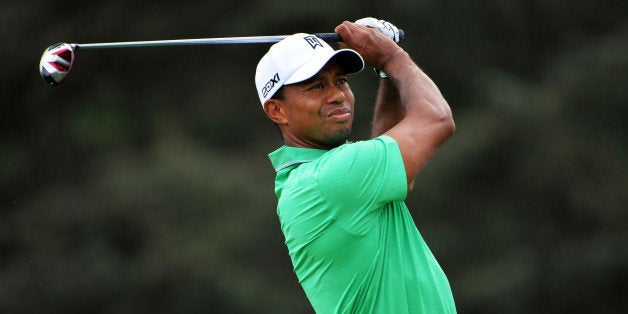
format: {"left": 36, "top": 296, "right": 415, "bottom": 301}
{"left": 334, "top": 20, "right": 404, "bottom": 72}
{"left": 354, "top": 17, "right": 401, "bottom": 43}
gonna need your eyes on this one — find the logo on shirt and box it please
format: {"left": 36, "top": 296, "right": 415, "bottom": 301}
{"left": 304, "top": 36, "right": 323, "bottom": 49}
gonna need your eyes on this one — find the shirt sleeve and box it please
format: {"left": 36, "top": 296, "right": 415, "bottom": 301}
{"left": 315, "top": 135, "right": 408, "bottom": 232}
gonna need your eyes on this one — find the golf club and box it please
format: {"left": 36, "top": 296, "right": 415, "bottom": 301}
{"left": 39, "top": 31, "right": 405, "bottom": 86}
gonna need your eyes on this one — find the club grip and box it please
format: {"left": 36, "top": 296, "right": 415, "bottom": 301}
{"left": 315, "top": 29, "right": 405, "bottom": 43}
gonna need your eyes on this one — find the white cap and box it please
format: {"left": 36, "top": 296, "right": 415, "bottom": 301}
{"left": 255, "top": 33, "right": 364, "bottom": 106}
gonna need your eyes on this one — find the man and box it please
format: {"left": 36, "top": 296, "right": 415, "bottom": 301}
{"left": 255, "top": 18, "right": 456, "bottom": 313}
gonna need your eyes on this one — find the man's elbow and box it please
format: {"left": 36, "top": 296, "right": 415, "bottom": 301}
{"left": 444, "top": 115, "right": 456, "bottom": 137}
{"left": 436, "top": 106, "right": 456, "bottom": 139}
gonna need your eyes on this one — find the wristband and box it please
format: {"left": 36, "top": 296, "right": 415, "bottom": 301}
{"left": 373, "top": 68, "right": 388, "bottom": 78}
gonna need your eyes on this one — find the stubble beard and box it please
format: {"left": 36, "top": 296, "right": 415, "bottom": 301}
{"left": 322, "top": 124, "right": 352, "bottom": 148}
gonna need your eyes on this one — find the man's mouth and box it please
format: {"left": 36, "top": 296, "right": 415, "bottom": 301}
{"left": 327, "top": 108, "right": 351, "bottom": 121}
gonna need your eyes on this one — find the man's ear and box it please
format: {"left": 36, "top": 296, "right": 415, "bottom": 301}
{"left": 263, "top": 99, "right": 288, "bottom": 125}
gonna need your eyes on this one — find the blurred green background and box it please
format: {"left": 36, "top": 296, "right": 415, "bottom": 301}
{"left": 2, "top": 0, "right": 627, "bottom": 313}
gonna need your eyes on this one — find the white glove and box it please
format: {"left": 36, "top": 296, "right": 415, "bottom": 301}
{"left": 355, "top": 17, "right": 400, "bottom": 43}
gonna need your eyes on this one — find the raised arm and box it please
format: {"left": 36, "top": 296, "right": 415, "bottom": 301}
{"left": 371, "top": 76, "right": 403, "bottom": 138}
{"left": 335, "top": 21, "right": 455, "bottom": 185}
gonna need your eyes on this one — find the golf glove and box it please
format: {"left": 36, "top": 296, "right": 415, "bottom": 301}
{"left": 355, "top": 17, "right": 401, "bottom": 43}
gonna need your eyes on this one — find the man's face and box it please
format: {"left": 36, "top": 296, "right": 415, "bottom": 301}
{"left": 279, "top": 62, "right": 356, "bottom": 149}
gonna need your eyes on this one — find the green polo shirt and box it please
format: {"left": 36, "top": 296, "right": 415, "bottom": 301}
{"left": 269, "top": 135, "right": 456, "bottom": 313}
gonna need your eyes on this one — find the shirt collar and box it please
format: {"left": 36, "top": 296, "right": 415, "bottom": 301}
{"left": 268, "top": 146, "right": 328, "bottom": 172}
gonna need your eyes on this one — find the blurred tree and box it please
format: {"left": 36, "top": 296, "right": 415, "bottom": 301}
{"left": 1, "top": 0, "right": 626, "bottom": 313}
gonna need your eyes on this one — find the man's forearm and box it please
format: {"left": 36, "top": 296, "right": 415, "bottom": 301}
{"left": 371, "top": 78, "right": 404, "bottom": 138}
{"left": 385, "top": 50, "right": 452, "bottom": 131}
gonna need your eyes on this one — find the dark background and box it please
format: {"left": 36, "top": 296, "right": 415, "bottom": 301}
{"left": 2, "top": 0, "right": 627, "bottom": 313}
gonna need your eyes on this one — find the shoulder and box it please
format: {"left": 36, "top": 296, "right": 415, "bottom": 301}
{"left": 315, "top": 136, "right": 406, "bottom": 201}
{"left": 327, "top": 135, "right": 400, "bottom": 159}
{"left": 319, "top": 135, "right": 402, "bottom": 171}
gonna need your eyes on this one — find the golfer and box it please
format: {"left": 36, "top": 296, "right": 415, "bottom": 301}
{"left": 255, "top": 18, "right": 456, "bottom": 313}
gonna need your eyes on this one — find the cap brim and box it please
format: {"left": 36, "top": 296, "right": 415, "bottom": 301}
{"left": 285, "top": 49, "right": 364, "bottom": 85}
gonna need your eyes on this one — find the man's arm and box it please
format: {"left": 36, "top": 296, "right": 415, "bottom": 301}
{"left": 371, "top": 78, "right": 403, "bottom": 138}
{"left": 336, "top": 21, "right": 455, "bottom": 185}
{"left": 371, "top": 78, "right": 417, "bottom": 191}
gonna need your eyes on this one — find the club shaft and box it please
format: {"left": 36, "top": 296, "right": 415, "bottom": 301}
{"left": 73, "top": 33, "right": 344, "bottom": 49}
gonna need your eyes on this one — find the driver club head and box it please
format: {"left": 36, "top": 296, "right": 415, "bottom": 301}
{"left": 39, "top": 43, "right": 75, "bottom": 86}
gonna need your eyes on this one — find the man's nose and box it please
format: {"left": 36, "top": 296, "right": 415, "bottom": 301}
{"left": 328, "top": 84, "right": 346, "bottom": 104}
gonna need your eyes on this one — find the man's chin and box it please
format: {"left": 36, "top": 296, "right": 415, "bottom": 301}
{"left": 324, "top": 128, "right": 352, "bottom": 147}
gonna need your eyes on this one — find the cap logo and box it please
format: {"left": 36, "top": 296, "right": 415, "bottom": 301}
{"left": 261, "top": 73, "right": 280, "bottom": 98}
{"left": 304, "top": 36, "right": 324, "bottom": 49}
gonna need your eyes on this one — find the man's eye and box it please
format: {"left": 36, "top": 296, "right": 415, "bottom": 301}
{"left": 310, "top": 83, "right": 324, "bottom": 89}
{"left": 337, "top": 78, "right": 348, "bottom": 85}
